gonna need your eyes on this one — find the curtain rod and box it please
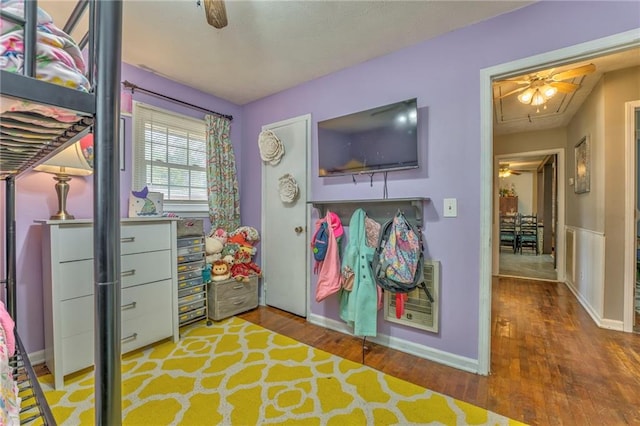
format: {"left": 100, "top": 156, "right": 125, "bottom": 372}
{"left": 122, "top": 80, "right": 233, "bottom": 121}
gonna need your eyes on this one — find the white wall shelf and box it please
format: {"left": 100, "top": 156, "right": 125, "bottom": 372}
{"left": 309, "top": 197, "right": 429, "bottom": 227}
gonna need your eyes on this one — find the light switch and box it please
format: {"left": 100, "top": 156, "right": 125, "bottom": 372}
{"left": 443, "top": 198, "right": 457, "bottom": 217}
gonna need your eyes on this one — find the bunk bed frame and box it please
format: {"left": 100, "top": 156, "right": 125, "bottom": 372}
{"left": 1, "top": 1, "right": 122, "bottom": 424}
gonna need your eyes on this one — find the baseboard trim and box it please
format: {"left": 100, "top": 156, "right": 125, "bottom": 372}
{"left": 308, "top": 313, "right": 480, "bottom": 374}
{"left": 27, "top": 349, "right": 46, "bottom": 366}
{"left": 563, "top": 281, "right": 624, "bottom": 332}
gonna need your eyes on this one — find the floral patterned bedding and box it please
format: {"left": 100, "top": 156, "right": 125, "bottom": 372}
{"left": 0, "top": 302, "right": 19, "bottom": 426}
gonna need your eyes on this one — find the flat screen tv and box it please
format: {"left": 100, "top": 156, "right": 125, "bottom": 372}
{"left": 317, "top": 98, "right": 418, "bottom": 177}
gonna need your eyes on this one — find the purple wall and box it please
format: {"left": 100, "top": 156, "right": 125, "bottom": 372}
{"left": 241, "top": 1, "right": 639, "bottom": 359}
{"left": 2, "top": 0, "right": 637, "bottom": 361}
{"left": 3, "top": 63, "right": 241, "bottom": 353}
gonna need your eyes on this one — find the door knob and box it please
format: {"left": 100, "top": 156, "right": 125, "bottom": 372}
{"left": 294, "top": 226, "right": 304, "bottom": 234}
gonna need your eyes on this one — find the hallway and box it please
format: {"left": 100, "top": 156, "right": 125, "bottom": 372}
{"left": 499, "top": 248, "right": 556, "bottom": 281}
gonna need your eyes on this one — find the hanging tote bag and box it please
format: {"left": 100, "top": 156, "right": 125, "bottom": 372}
{"left": 315, "top": 211, "right": 342, "bottom": 302}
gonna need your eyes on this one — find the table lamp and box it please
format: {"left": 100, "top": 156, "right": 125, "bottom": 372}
{"left": 34, "top": 134, "right": 94, "bottom": 220}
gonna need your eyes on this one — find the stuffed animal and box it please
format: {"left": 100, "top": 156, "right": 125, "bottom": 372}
{"left": 211, "top": 260, "right": 231, "bottom": 281}
{"left": 205, "top": 236, "right": 224, "bottom": 264}
{"left": 230, "top": 248, "right": 261, "bottom": 281}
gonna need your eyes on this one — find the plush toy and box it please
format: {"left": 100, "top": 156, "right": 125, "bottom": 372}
{"left": 205, "top": 236, "right": 224, "bottom": 264}
{"left": 230, "top": 248, "right": 261, "bottom": 281}
{"left": 211, "top": 260, "right": 231, "bottom": 281}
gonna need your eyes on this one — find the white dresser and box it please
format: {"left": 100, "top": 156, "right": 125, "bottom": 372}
{"left": 39, "top": 218, "right": 179, "bottom": 389}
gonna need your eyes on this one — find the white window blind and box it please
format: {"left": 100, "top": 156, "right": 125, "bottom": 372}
{"left": 132, "top": 102, "right": 208, "bottom": 213}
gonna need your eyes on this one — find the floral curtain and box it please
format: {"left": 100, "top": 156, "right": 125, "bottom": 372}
{"left": 206, "top": 114, "right": 240, "bottom": 232}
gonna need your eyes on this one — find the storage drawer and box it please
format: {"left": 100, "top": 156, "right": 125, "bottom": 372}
{"left": 122, "top": 309, "right": 173, "bottom": 354}
{"left": 58, "top": 259, "right": 93, "bottom": 300}
{"left": 177, "top": 241, "right": 204, "bottom": 255}
{"left": 121, "top": 279, "right": 172, "bottom": 322}
{"left": 179, "top": 306, "right": 206, "bottom": 324}
{"left": 212, "top": 292, "right": 258, "bottom": 321}
{"left": 176, "top": 219, "right": 203, "bottom": 238}
{"left": 178, "top": 275, "right": 204, "bottom": 290}
{"left": 178, "top": 269, "right": 203, "bottom": 283}
{"left": 121, "top": 222, "right": 172, "bottom": 255}
{"left": 177, "top": 259, "right": 205, "bottom": 274}
{"left": 56, "top": 225, "right": 93, "bottom": 262}
{"left": 177, "top": 252, "right": 205, "bottom": 264}
{"left": 121, "top": 250, "right": 172, "bottom": 288}
{"left": 62, "top": 331, "right": 93, "bottom": 375}
{"left": 56, "top": 222, "right": 172, "bottom": 261}
{"left": 178, "top": 284, "right": 206, "bottom": 299}
{"left": 179, "top": 298, "right": 205, "bottom": 313}
{"left": 60, "top": 295, "right": 93, "bottom": 338}
{"left": 213, "top": 277, "right": 258, "bottom": 300}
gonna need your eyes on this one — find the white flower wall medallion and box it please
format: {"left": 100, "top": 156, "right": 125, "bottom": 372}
{"left": 258, "top": 129, "right": 285, "bottom": 166}
{"left": 278, "top": 173, "right": 299, "bottom": 203}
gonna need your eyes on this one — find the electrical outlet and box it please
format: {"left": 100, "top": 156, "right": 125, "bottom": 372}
{"left": 443, "top": 198, "right": 457, "bottom": 217}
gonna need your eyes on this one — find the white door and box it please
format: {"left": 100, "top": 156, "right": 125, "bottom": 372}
{"left": 261, "top": 114, "right": 310, "bottom": 316}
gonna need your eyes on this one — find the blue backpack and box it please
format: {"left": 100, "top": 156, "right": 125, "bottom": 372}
{"left": 312, "top": 221, "right": 329, "bottom": 261}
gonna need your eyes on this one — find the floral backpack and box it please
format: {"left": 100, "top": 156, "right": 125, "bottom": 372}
{"left": 371, "top": 210, "right": 425, "bottom": 294}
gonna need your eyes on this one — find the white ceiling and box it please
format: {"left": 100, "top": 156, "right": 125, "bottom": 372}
{"left": 41, "top": 0, "right": 533, "bottom": 105}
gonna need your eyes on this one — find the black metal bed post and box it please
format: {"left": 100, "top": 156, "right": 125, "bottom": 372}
{"left": 23, "top": 0, "right": 36, "bottom": 78}
{"left": 93, "top": 0, "right": 123, "bottom": 424}
{"left": 5, "top": 177, "right": 16, "bottom": 320}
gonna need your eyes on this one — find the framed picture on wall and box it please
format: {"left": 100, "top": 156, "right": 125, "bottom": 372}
{"left": 574, "top": 135, "right": 590, "bottom": 194}
{"left": 120, "top": 116, "right": 126, "bottom": 171}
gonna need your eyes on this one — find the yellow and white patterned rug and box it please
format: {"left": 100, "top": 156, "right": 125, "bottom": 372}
{"left": 39, "top": 317, "right": 522, "bottom": 425}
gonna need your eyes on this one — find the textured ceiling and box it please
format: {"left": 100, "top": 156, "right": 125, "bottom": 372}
{"left": 41, "top": 0, "right": 532, "bottom": 105}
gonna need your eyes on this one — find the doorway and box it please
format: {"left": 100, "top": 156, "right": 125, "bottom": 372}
{"left": 479, "top": 29, "right": 640, "bottom": 374}
{"left": 495, "top": 152, "right": 560, "bottom": 281}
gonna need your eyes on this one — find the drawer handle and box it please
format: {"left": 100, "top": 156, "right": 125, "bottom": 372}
{"left": 122, "top": 269, "right": 136, "bottom": 277}
{"left": 121, "top": 301, "right": 137, "bottom": 310}
{"left": 122, "top": 332, "right": 138, "bottom": 342}
{"left": 121, "top": 237, "right": 136, "bottom": 243}
{"left": 232, "top": 284, "right": 244, "bottom": 290}
{"left": 233, "top": 300, "right": 245, "bottom": 305}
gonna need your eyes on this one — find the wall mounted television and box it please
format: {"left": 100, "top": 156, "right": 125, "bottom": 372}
{"left": 317, "top": 98, "right": 419, "bottom": 177}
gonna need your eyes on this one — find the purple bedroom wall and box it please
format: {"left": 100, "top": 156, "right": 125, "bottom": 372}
{"left": 8, "top": 63, "right": 242, "bottom": 353}
{"left": 240, "top": 1, "right": 639, "bottom": 361}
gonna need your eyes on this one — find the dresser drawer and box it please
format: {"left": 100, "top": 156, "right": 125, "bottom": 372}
{"left": 56, "top": 225, "right": 93, "bottom": 262}
{"left": 213, "top": 278, "right": 258, "bottom": 300}
{"left": 121, "top": 223, "right": 171, "bottom": 255}
{"left": 122, "top": 309, "right": 173, "bottom": 354}
{"left": 59, "top": 259, "right": 93, "bottom": 300}
{"left": 60, "top": 295, "right": 93, "bottom": 338}
{"left": 121, "top": 279, "right": 173, "bottom": 322}
{"left": 121, "top": 250, "right": 172, "bottom": 288}
{"left": 55, "top": 222, "right": 172, "bottom": 262}
{"left": 62, "top": 331, "right": 93, "bottom": 375}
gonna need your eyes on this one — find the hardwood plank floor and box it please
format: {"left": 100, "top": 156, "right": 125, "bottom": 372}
{"left": 239, "top": 276, "right": 640, "bottom": 425}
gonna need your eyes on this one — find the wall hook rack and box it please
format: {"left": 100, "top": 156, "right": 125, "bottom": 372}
{"left": 309, "top": 197, "right": 430, "bottom": 227}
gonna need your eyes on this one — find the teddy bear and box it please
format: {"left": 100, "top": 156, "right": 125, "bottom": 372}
{"left": 205, "top": 236, "right": 224, "bottom": 265}
{"left": 205, "top": 227, "right": 228, "bottom": 265}
{"left": 211, "top": 260, "right": 231, "bottom": 281}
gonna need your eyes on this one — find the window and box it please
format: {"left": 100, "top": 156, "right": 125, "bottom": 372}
{"left": 132, "top": 102, "right": 208, "bottom": 214}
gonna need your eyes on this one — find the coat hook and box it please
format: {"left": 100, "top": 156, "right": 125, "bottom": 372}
{"left": 352, "top": 174, "right": 357, "bottom": 185}
{"left": 369, "top": 173, "right": 375, "bottom": 187}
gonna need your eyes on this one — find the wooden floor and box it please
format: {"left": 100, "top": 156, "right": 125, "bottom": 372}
{"left": 239, "top": 276, "right": 640, "bottom": 425}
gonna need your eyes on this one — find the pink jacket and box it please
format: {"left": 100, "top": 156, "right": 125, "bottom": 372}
{"left": 315, "top": 212, "right": 342, "bottom": 302}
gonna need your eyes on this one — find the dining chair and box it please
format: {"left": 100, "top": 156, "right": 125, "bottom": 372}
{"left": 519, "top": 215, "right": 538, "bottom": 254}
{"left": 500, "top": 215, "right": 518, "bottom": 253}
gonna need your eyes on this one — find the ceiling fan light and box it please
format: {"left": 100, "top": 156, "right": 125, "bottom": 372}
{"left": 543, "top": 85, "right": 557, "bottom": 98}
{"left": 531, "top": 89, "right": 546, "bottom": 106}
{"left": 517, "top": 88, "right": 534, "bottom": 104}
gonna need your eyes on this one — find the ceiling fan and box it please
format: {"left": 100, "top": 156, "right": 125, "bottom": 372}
{"left": 495, "top": 63, "right": 596, "bottom": 106}
{"left": 203, "top": 0, "right": 228, "bottom": 29}
{"left": 499, "top": 164, "right": 522, "bottom": 178}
